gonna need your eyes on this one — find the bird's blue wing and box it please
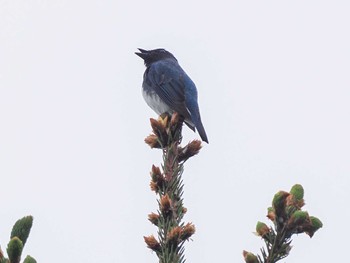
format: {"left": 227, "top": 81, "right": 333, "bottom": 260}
{"left": 145, "top": 61, "right": 194, "bottom": 128}
{"left": 144, "top": 59, "right": 208, "bottom": 142}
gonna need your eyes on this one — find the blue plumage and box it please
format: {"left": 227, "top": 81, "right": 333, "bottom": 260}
{"left": 136, "top": 48, "right": 208, "bottom": 143}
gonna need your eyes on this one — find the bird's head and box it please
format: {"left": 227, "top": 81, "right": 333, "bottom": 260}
{"left": 135, "top": 48, "right": 177, "bottom": 66}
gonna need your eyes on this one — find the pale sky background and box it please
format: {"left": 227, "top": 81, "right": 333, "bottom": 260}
{"left": 1, "top": 1, "right": 349, "bottom": 262}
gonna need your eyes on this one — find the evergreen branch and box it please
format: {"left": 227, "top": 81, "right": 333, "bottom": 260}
{"left": 243, "top": 184, "right": 323, "bottom": 263}
{"left": 144, "top": 112, "right": 201, "bottom": 263}
{"left": 0, "top": 216, "right": 36, "bottom": 263}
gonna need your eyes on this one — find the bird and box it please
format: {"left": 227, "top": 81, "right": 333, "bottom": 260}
{"left": 135, "top": 48, "right": 208, "bottom": 143}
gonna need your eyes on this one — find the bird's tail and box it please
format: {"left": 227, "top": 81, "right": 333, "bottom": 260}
{"left": 184, "top": 117, "right": 208, "bottom": 143}
{"left": 185, "top": 102, "right": 209, "bottom": 143}
{"left": 194, "top": 118, "right": 209, "bottom": 143}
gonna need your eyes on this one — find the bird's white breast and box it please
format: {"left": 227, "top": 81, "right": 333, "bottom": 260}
{"left": 142, "top": 89, "right": 172, "bottom": 115}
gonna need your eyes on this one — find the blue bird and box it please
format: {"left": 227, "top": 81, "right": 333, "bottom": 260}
{"left": 135, "top": 48, "right": 208, "bottom": 143}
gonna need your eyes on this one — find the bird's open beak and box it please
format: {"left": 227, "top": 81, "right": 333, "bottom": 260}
{"left": 135, "top": 48, "right": 149, "bottom": 59}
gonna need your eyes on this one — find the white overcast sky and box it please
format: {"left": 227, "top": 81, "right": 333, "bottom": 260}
{"left": 1, "top": 1, "right": 349, "bottom": 262}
